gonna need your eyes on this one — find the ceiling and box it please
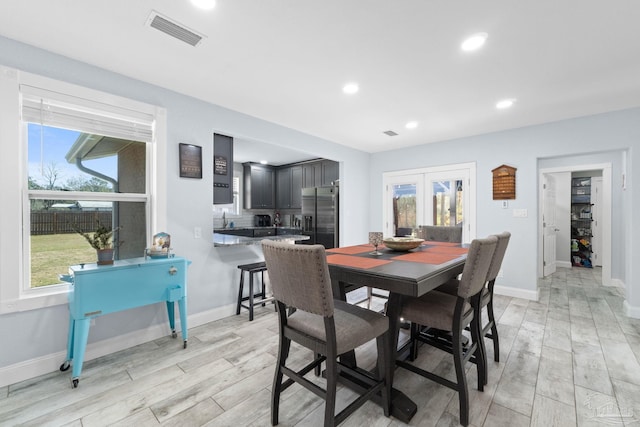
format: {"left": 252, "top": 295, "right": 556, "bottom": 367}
{"left": 2, "top": 1, "right": 640, "bottom": 163}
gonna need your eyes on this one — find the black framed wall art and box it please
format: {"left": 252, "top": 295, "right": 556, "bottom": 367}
{"left": 179, "top": 143, "right": 203, "bottom": 179}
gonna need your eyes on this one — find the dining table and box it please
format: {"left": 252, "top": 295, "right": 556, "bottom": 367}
{"left": 326, "top": 240, "right": 468, "bottom": 423}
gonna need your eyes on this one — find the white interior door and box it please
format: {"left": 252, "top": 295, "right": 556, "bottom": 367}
{"left": 543, "top": 174, "right": 558, "bottom": 276}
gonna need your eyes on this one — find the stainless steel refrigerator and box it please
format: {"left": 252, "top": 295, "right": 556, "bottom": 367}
{"left": 301, "top": 185, "right": 339, "bottom": 249}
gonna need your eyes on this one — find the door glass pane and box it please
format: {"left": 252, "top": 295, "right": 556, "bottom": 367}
{"left": 393, "top": 184, "right": 416, "bottom": 236}
{"left": 432, "top": 179, "right": 464, "bottom": 226}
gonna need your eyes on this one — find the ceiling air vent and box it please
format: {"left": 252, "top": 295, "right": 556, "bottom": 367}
{"left": 383, "top": 130, "right": 399, "bottom": 137}
{"left": 146, "top": 10, "right": 205, "bottom": 47}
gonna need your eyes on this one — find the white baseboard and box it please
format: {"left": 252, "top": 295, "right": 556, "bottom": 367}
{"left": 494, "top": 285, "right": 538, "bottom": 301}
{"left": 556, "top": 261, "right": 572, "bottom": 269}
{"left": 624, "top": 300, "right": 640, "bottom": 319}
{"left": 609, "top": 278, "right": 625, "bottom": 289}
{"left": 0, "top": 303, "right": 237, "bottom": 388}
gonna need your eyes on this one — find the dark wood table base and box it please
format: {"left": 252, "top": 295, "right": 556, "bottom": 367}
{"left": 333, "top": 365, "right": 417, "bottom": 423}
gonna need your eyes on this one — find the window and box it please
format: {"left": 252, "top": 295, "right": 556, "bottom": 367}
{"left": 0, "top": 67, "right": 167, "bottom": 312}
{"left": 26, "top": 124, "right": 149, "bottom": 288}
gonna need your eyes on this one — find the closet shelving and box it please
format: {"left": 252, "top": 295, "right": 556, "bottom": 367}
{"left": 571, "top": 177, "right": 593, "bottom": 268}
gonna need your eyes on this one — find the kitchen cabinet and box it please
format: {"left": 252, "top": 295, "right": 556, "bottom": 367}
{"left": 215, "top": 229, "right": 253, "bottom": 237}
{"left": 321, "top": 160, "right": 338, "bottom": 186}
{"left": 302, "top": 162, "right": 321, "bottom": 188}
{"left": 213, "top": 133, "right": 234, "bottom": 204}
{"left": 243, "top": 163, "right": 275, "bottom": 209}
{"left": 571, "top": 177, "right": 593, "bottom": 267}
{"left": 276, "top": 165, "right": 302, "bottom": 209}
{"left": 302, "top": 160, "right": 338, "bottom": 188}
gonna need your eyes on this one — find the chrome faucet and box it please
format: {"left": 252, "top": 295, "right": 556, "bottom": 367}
{"left": 222, "top": 211, "right": 228, "bottom": 228}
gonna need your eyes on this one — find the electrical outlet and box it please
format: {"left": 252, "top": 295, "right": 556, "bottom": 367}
{"left": 497, "top": 269, "right": 504, "bottom": 278}
{"left": 90, "top": 318, "right": 96, "bottom": 327}
{"left": 502, "top": 200, "right": 508, "bottom": 209}
{"left": 194, "top": 227, "right": 201, "bottom": 239}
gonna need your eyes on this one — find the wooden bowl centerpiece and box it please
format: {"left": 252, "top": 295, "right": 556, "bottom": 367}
{"left": 383, "top": 237, "right": 424, "bottom": 251}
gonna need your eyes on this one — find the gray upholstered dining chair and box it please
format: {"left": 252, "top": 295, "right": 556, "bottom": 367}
{"left": 417, "top": 225, "right": 463, "bottom": 243}
{"left": 261, "top": 240, "right": 391, "bottom": 427}
{"left": 395, "top": 236, "right": 497, "bottom": 427}
{"left": 435, "top": 231, "right": 511, "bottom": 381}
{"left": 479, "top": 232, "right": 510, "bottom": 362}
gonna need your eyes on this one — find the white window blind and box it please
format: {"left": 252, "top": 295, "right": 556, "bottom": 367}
{"left": 20, "top": 84, "right": 154, "bottom": 143}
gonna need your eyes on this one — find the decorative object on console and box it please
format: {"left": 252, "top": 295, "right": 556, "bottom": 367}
{"left": 72, "top": 220, "right": 122, "bottom": 265}
{"left": 146, "top": 232, "right": 172, "bottom": 258}
{"left": 369, "top": 232, "right": 384, "bottom": 255}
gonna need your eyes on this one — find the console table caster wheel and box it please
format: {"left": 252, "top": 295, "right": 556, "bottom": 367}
{"left": 171, "top": 330, "right": 177, "bottom": 338}
{"left": 60, "top": 361, "right": 70, "bottom": 372}
{"left": 183, "top": 341, "right": 187, "bottom": 349}
{"left": 72, "top": 378, "right": 79, "bottom": 388}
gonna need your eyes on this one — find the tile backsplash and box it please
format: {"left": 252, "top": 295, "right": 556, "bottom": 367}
{"left": 213, "top": 211, "right": 302, "bottom": 229}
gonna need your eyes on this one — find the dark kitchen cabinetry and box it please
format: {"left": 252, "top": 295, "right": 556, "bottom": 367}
{"left": 215, "top": 229, "right": 253, "bottom": 237}
{"left": 213, "top": 133, "right": 234, "bottom": 204}
{"left": 276, "top": 165, "right": 302, "bottom": 209}
{"left": 302, "top": 160, "right": 338, "bottom": 188}
{"left": 243, "top": 163, "right": 275, "bottom": 209}
{"left": 321, "top": 160, "right": 338, "bottom": 186}
{"left": 571, "top": 177, "right": 593, "bottom": 268}
{"left": 302, "top": 162, "right": 321, "bottom": 188}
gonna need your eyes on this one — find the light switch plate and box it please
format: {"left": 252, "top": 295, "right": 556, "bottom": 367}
{"left": 513, "top": 208, "right": 528, "bottom": 218}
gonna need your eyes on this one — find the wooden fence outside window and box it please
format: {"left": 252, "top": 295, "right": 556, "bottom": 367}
{"left": 31, "top": 211, "right": 113, "bottom": 235}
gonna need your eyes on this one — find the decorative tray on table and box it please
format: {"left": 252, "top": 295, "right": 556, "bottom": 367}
{"left": 383, "top": 237, "right": 424, "bottom": 251}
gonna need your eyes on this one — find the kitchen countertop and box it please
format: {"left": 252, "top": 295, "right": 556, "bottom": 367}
{"left": 213, "top": 226, "right": 302, "bottom": 231}
{"left": 213, "top": 232, "right": 310, "bottom": 247}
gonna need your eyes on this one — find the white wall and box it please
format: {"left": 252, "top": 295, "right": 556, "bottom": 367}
{"left": 0, "top": 36, "right": 371, "bottom": 385}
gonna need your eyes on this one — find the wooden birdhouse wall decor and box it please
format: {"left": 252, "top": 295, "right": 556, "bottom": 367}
{"left": 492, "top": 164, "right": 516, "bottom": 200}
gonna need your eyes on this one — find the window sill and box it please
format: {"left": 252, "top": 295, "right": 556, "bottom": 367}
{"left": 0, "top": 283, "right": 70, "bottom": 314}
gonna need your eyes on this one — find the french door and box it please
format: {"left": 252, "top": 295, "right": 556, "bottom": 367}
{"left": 383, "top": 163, "right": 475, "bottom": 242}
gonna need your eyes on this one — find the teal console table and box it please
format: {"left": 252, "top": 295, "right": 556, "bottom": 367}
{"left": 60, "top": 256, "right": 190, "bottom": 388}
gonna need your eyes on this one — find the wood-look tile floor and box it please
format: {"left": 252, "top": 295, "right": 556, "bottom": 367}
{"left": 2, "top": 267, "right": 640, "bottom": 426}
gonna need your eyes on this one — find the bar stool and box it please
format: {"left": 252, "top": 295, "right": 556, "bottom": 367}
{"left": 236, "top": 261, "right": 273, "bottom": 321}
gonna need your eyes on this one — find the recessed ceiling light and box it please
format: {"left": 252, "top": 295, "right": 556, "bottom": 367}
{"left": 496, "top": 98, "right": 516, "bottom": 110}
{"left": 191, "top": 0, "right": 216, "bottom": 10}
{"left": 405, "top": 121, "right": 418, "bottom": 129}
{"left": 343, "top": 83, "right": 359, "bottom": 95}
{"left": 461, "top": 32, "right": 488, "bottom": 52}
{"left": 260, "top": 160, "right": 268, "bottom": 165}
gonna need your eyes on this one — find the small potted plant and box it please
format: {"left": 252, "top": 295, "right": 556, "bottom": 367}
{"left": 73, "top": 220, "right": 122, "bottom": 265}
